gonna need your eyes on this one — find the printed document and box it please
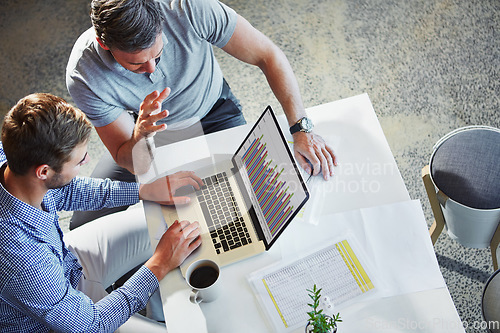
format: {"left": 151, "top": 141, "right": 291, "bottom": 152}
{"left": 248, "top": 239, "right": 375, "bottom": 332}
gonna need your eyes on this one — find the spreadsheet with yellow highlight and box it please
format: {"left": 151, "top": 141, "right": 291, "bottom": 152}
{"left": 249, "top": 239, "right": 375, "bottom": 332}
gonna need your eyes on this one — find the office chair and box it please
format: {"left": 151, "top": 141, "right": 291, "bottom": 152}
{"left": 482, "top": 269, "right": 500, "bottom": 333}
{"left": 421, "top": 126, "right": 500, "bottom": 270}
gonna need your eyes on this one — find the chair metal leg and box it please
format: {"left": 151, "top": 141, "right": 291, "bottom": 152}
{"left": 490, "top": 223, "right": 500, "bottom": 271}
{"left": 422, "top": 165, "right": 446, "bottom": 245}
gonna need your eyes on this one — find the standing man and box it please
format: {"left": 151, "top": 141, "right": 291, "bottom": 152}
{"left": 67, "top": 0, "right": 336, "bottom": 228}
{"left": 0, "top": 93, "right": 202, "bottom": 332}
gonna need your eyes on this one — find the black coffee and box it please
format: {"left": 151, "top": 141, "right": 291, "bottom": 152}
{"left": 189, "top": 265, "right": 219, "bottom": 289}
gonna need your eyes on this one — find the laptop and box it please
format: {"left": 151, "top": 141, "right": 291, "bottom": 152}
{"left": 160, "top": 106, "right": 309, "bottom": 275}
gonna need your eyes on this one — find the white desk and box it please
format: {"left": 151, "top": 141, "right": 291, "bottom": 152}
{"left": 142, "top": 94, "right": 464, "bottom": 332}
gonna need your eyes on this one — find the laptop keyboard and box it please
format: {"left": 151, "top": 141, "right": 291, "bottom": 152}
{"left": 196, "top": 172, "right": 253, "bottom": 254}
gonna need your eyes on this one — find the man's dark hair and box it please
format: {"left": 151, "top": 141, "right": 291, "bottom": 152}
{"left": 1, "top": 93, "right": 92, "bottom": 175}
{"left": 91, "top": 0, "right": 164, "bottom": 52}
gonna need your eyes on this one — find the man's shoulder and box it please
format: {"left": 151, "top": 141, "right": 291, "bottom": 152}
{"left": 158, "top": 0, "right": 236, "bottom": 47}
{"left": 159, "top": 0, "right": 235, "bottom": 20}
{"left": 0, "top": 212, "right": 50, "bottom": 277}
{"left": 68, "top": 27, "right": 96, "bottom": 59}
{"left": 66, "top": 27, "right": 101, "bottom": 76}
{"left": 75, "top": 27, "right": 95, "bottom": 47}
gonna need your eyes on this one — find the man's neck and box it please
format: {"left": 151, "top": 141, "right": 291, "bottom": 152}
{"left": 0, "top": 165, "right": 47, "bottom": 210}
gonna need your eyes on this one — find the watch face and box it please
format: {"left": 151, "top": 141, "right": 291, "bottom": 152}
{"left": 300, "top": 117, "right": 313, "bottom": 132}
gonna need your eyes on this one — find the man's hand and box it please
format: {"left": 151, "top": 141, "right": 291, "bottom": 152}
{"left": 133, "top": 88, "right": 171, "bottom": 142}
{"left": 145, "top": 220, "right": 202, "bottom": 281}
{"left": 293, "top": 131, "right": 337, "bottom": 180}
{"left": 139, "top": 171, "right": 204, "bottom": 205}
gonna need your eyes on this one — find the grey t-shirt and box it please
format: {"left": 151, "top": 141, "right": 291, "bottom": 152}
{"left": 66, "top": 0, "right": 237, "bottom": 128}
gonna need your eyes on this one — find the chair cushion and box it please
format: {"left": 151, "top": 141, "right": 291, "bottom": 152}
{"left": 482, "top": 269, "right": 500, "bottom": 333}
{"left": 431, "top": 127, "right": 500, "bottom": 210}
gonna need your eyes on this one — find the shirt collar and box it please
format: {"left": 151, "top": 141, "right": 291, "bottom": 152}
{"left": 147, "top": 33, "right": 168, "bottom": 83}
{"left": 0, "top": 162, "right": 60, "bottom": 241}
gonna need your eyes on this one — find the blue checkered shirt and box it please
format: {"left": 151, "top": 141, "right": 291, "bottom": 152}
{"left": 0, "top": 146, "right": 159, "bottom": 332}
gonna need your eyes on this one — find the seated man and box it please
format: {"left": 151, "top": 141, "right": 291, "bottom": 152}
{"left": 0, "top": 93, "right": 202, "bottom": 332}
{"left": 66, "top": 0, "right": 336, "bottom": 229}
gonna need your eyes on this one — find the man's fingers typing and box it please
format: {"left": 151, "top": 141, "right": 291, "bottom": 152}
{"left": 171, "top": 171, "right": 204, "bottom": 189}
{"left": 181, "top": 221, "right": 200, "bottom": 239}
{"left": 188, "top": 236, "right": 202, "bottom": 251}
{"left": 149, "top": 220, "right": 201, "bottom": 277}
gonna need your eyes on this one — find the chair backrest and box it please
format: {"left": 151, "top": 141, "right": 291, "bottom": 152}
{"left": 482, "top": 269, "right": 500, "bottom": 333}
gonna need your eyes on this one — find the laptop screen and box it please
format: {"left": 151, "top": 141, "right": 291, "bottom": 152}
{"left": 233, "top": 106, "right": 309, "bottom": 249}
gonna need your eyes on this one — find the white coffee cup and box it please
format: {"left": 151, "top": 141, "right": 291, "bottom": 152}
{"left": 185, "top": 259, "right": 221, "bottom": 304}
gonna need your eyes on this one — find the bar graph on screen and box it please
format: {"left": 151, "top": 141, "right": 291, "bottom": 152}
{"left": 233, "top": 106, "right": 308, "bottom": 247}
{"left": 241, "top": 134, "right": 294, "bottom": 237}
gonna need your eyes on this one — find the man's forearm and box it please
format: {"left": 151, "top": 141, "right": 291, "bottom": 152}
{"left": 259, "top": 44, "right": 307, "bottom": 127}
{"left": 115, "top": 136, "right": 153, "bottom": 175}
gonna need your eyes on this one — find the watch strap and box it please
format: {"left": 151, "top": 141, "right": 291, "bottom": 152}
{"left": 289, "top": 122, "right": 302, "bottom": 135}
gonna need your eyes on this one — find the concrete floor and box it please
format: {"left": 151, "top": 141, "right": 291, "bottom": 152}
{"left": 0, "top": 0, "right": 499, "bottom": 332}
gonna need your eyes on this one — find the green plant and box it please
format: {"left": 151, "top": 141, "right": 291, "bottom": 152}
{"left": 306, "top": 284, "right": 342, "bottom": 333}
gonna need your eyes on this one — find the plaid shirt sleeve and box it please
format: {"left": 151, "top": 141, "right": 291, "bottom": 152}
{"left": 52, "top": 176, "right": 140, "bottom": 212}
{"left": 1, "top": 255, "right": 158, "bottom": 333}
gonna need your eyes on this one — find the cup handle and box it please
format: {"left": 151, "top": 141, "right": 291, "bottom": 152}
{"left": 189, "top": 289, "right": 202, "bottom": 304}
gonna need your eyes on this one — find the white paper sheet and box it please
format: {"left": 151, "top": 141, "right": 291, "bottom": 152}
{"left": 279, "top": 200, "right": 445, "bottom": 299}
